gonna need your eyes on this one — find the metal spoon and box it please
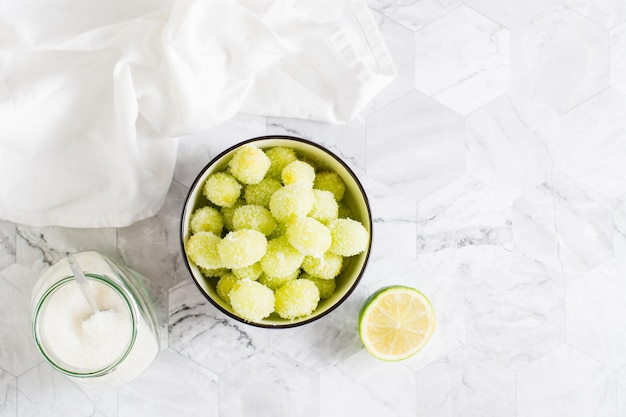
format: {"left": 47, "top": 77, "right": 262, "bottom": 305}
{"left": 67, "top": 254, "right": 100, "bottom": 313}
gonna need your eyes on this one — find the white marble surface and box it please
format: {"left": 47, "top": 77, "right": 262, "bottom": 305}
{"left": 2, "top": 1, "right": 626, "bottom": 416}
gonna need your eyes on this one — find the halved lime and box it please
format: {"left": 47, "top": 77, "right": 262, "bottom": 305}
{"left": 359, "top": 286, "right": 436, "bottom": 361}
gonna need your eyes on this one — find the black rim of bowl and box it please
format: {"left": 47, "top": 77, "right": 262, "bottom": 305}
{"left": 179, "top": 135, "right": 373, "bottom": 328}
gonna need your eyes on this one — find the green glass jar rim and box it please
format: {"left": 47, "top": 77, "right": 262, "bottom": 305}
{"left": 32, "top": 273, "right": 138, "bottom": 378}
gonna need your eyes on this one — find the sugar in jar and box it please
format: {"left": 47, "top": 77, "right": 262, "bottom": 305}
{"left": 31, "top": 251, "right": 161, "bottom": 388}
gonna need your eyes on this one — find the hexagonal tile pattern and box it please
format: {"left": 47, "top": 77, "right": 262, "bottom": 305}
{"left": 220, "top": 348, "right": 318, "bottom": 417}
{"left": 0, "top": 369, "right": 16, "bottom": 417}
{"left": 0, "top": 220, "right": 15, "bottom": 272}
{"left": 517, "top": 345, "right": 616, "bottom": 417}
{"left": 168, "top": 280, "right": 268, "bottom": 374}
{"left": 267, "top": 115, "right": 366, "bottom": 171}
{"left": 366, "top": 91, "right": 465, "bottom": 201}
{"left": 321, "top": 350, "right": 417, "bottom": 417}
{"left": 613, "top": 23, "right": 626, "bottom": 95}
{"left": 359, "top": 175, "right": 417, "bottom": 287}
{"left": 119, "top": 349, "right": 218, "bottom": 417}
{"left": 372, "top": 259, "right": 465, "bottom": 371}
{"left": 366, "top": 0, "right": 462, "bottom": 31}
{"left": 567, "top": 259, "right": 626, "bottom": 369}
{"left": 15, "top": 224, "right": 117, "bottom": 276}
{"left": 559, "top": 89, "right": 626, "bottom": 199}
{"left": 511, "top": 4, "right": 610, "bottom": 114}
{"left": 17, "top": 362, "right": 118, "bottom": 417}
{"left": 270, "top": 286, "right": 365, "bottom": 371}
{"left": 562, "top": 0, "right": 626, "bottom": 28}
{"left": 465, "top": 90, "right": 560, "bottom": 198}
{"left": 415, "top": 345, "right": 516, "bottom": 417}
{"left": 513, "top": 175, "right": 613, "bottom": 281}
{"left": 0, "top": 264, "right": 43, "bottom": 376}
{"left": 361, "top": 11, "right": 415, "bottom": 116}
{"left": 417, "top": 176, "right": 513, "bottom": 255}
{"left": 465, "top": 0, "right": 558, "bottom": 29}
{"left": 118, "top": 180, "right": 189, "bottom": 294}
{"left": 414, "top": 6, "right": 511, "bottom": 115}
{"left": 464, "top": 247, "right": 565, "bottom": 370}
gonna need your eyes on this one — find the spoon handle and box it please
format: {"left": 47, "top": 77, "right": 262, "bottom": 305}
{"left": 67, "top": 254, "right": 100, "bottom": 313}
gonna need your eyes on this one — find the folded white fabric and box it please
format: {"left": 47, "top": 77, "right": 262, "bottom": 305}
{"left": 0, "top": 0, "right": 395, "bottom": 227}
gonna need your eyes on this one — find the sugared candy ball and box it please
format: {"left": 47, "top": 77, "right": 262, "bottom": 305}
{"left": 265, "top": 147, "right": 298, "bottom": 179}
{"left": 308, "top": 189, "right": 338, "bottom": 224}
{"left": 203, "top": 172, "right": 242, "bottom": 207}
{"left": 201, "top": 267, "right": 229, "bottom": 278}
{"left": 244, "top": 178, "right": 282, "bottom": 208}
{"left": 190, "top": 206, "right": 223, "bottom": 235}
{"left": 281, "top": 160, "right": 315, "bottom": 186}
{"left": 260, "top": 235, "right": 304, "bottom": 278}
{"left": 228, "top": 144, "right": 271, "bottom": 184}
{"left": 220, "top": 198, "right": 245, "bottom": 231}
{"left": 233, "top": 205, "right": 276, "bottom": 236}
{"left": 274, "top": 279, "right": 320, "bottom": 320}
{"left": 229, "top": 279, "right": 275, "bottom": 322}
{"left": 286, "top": 217, "right": 331, "bottom": 257}
{"left": 232, "top": 262, "right": 263, "bottom": 281}
{"left": 301, "top": 273, "right": 336, "bottom": 299}
{"left": 186, "top": 232, "right": 222, "bottom": 270}
{"left": 218, "top": 229, "right": 267, "bottom": 269}
{"left": 301, "top": 252, "right": 343, "bottom": 280}
{"left": 268, "top": 220, "right": 288, "bottom": 239}
{"left": 216, "top": 273, "right": 238, "bottom": 304}
{"left": 258, "top": 269, "right": 299, "bottom": 291}
{"left": 314, "top": 171, "right": 345, "bottom": 202}
{"left": 269, "top": 184, "right": 315, "bottom": 223}
{"left": 337, "top": 201, "right": 353, "bottom": 219}
{"left": 328, "top": 218, "right": 369, "bottom": 256}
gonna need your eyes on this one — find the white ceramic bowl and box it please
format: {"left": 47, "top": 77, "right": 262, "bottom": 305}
{"left": 180, "top": 135, "right": 372, "bottom": 328}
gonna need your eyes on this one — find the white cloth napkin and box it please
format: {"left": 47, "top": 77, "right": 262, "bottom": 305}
{"left": 0, "top": 0, "right": 395, "bottom": 227}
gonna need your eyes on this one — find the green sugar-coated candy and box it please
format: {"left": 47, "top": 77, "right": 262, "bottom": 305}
{"left": 301, "top": 252, "right": 343, "bottom": 280}
{"left": 203, "top": 172, "right": 242, "bottom": 207}
{"left": 218, "top": 229, "right": 267, "bottom": 269}
{"left": 328, "top": 218, "right": 369, "bottom": 257}
{"left": 274, "top": 279, "right": 320, "bottom": 320}
{"left": 265, "top": 147, "right": 298, "bottom": 179}
{"left": 220, "top": 198, "right": 245, "bottom": 231}
{"left": 216, "top": 273, "right": 238, "bottom": 304}
{"left": 281, "top": 160, "right": 315, "bottom": 186}
{"left": 308, "top": 189, "right": 338, "bottom": 224}
{"left": 258, "top": 269, "right": 299, "bottom": 291}
{"left": 228, "top": 144, "right": 271, "bottom": 185}
{"left": 267, "top": 220, "right": 288, "bottom": 240}
{"left": 190, "top": 206, "right": 223, "bottom": 235}
{"left": 269, "top": 183, "right": 315, "bottom": 223}
{"left": 313, "top": 171, "right": 345, "bottom": 202}
{"left": 232, "top": 262, "right": 263, "bottom": 281}
{"left": 300, "top": 273, "right": 336, "bottom": 299}
{"left": 244, "top": 177, "right": 282, "bottom": 208}
{"left": 229, "top": 279, "right": 275, "bottom": 322}
{"left": 233, "top": 205, "right": 277, "bottom": 236}
{"left": 260, "top": 235, "right": 304, "bottom": 278}
{"left": 200, "top": 267, "right": 229, "bottom": 278}
{"left": 286, "top": 217, "right": 331, "bottom": 257}
{"left": 186, "top": 231, "right": 222, "bottom": 270}
{"left": 337, "top": 201, "right": 353, "bottom": 219}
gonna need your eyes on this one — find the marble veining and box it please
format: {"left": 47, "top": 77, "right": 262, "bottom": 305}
{"left": 414, "top": 6, "right": 511, "bottom": 115}
{"left": 511, "top": 4, "right": 610, "bottom": 114}
{"left": 2, "top": 1, "right": 626, "bottom": 416}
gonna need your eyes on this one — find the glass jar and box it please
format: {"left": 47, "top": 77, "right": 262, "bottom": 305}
{"left": 32, "top": 251, "right": 161, "bottom": 388}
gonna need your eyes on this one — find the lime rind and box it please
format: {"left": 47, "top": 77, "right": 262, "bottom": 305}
{"left": 358, "top": 285, "right": 436, "bottom": 362}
